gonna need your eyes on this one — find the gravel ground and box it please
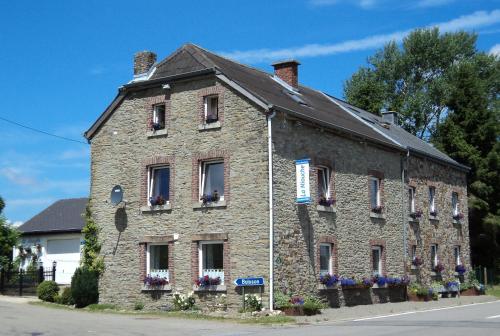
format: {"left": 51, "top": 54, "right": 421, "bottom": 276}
{"left": 294, "top": 295, "right": 499, "bottom": 324}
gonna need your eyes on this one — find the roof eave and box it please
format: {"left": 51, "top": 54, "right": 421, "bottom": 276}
{"left": 20, "top": 228, "right": 83, "bottom": 236}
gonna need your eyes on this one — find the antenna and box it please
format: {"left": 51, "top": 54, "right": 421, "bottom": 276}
{"left": 110, "top": 185, "right": 124, "bottom": 206}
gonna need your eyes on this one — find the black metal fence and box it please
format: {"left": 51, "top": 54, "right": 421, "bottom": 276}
{"left": 474, "top": 266, "right": 498, "bottom": 286}
{"left": 0, "top": 265, "right": 56, "bottom": 296}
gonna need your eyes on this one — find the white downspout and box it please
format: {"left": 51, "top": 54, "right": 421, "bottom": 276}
{"left": 268, "top": 110, "right": 276, "bottom": 311}
{"left": 402, "top": 150, "right": 409, "bottom": 275}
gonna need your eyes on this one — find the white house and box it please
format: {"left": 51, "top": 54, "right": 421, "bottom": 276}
{"left": 13, "top": 198, "right": 87, "bottom": 284}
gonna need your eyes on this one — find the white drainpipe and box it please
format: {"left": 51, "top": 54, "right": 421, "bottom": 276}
{"left": 267, "top": 110, "right": 276, "bottom": 311}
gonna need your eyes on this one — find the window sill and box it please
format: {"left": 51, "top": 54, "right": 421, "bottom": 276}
{"left": 370, "top": 212, "right": 386, "bottom": 219}
{"left": 452, "top": 219, "right": 462, "bottom": 225}
{"left": 193, "top": 200, "right": 227, "bottom": 209}
{"left": 193, "top": 284, "right": 227, "bottom": 292}
{"left": 429, "top": 215, "right": 439, "bottom": 221}
{"left": 316, "top": 205, "right": 337, "bottom": 213}
{"left": 198, "top": 121, "right": 221, "bottom": 131}
{"left": 408, "top": 217, "right": 421, "bottom": 223}
{"left": 141, "top": 204, "right": 172, "bottom": 212}
{"left": 147, "top": 129, "right": 168, "bottom": 138}
{"left": 141, "top": 284, "right": 172, "bottom": 291}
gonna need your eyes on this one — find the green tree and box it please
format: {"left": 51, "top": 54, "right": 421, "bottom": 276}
{"left": 0, "top": 196, "right": 20, "bottom": 269}
{"left": 433, "top": 54, "right": 500, "bottom": 269}
{"left": 344, "top": 28, "right": 476, "bottom": 139}
{"left": 80, "top": 203, "right": 104, "bottom": 274}
{"left": 344, "top": 28, "right": 500, "bottom": 270}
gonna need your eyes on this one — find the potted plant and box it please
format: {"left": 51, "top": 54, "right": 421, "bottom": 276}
{"left": 143, "top": 275, "right": 169, "bottom": 290}
{"left": 412, "top": 257, "right": 423, "bottom": 267}
{"left": 319, "top": 273, "right": 338, "bottom": 287}
{"left": 373, "top": 275, "right": 387, "bottom": 287}
{"left": 318, "top": 197, "right": 336, "bottom": 207}
{"left": 410, "top": 209, "right": 423, "bottom": 220}
{"left": 434, "top": 263, "right": 445, "bottom": 274}
{"left": 200, "top": 190, "right": 220, "bottom": 204}
{"left": 195, "top": 275, "right": 221, "bottom": 287}
{"left": 372, "top": 205, "right": 384, "bottom": 214}
{"left": 387, "top": 276, "right": 410, "bottom": 288}
{"left": 444, "top": 280, "right": 460, "bottom": 295}
{"left": 361, "top": 277, "right": 374, "bottom": 288}
{"left": 455, "top": 264, "right": 466, "bottom": 275}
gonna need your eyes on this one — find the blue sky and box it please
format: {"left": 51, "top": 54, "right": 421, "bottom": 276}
{"left": 0, "top": 0, "right": 499, "bottom": 225}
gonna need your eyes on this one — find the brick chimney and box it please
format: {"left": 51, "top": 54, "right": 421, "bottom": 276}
{"left": 272, "top": 60, "right": 300, "bottom": 89}
{"left": 381, "top": 111, "right": 398, "bottom": 125}
{"left": 134, "top": 51, "right": 157, "bottom": 76}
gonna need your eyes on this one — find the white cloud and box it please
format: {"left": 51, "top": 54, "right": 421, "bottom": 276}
{"left": 490, "top": 44, "right": 500, "bottom": 56}
{"left": 6, "top": 219, "right": 24, "bottom": 227}
{"left": 59, "top": 147, "right": 90, "bottom": 160}
{"left": 415, "top": 0, "right": 455, "bottom": 8}
{"left": 309, "top": 0, "right": 378, "bottom": 9}
{"left": 0, "top": 167, "right": 38, "bottom": 186}
{"left": 220, "top": 10, "right": 500, "bottom": 63}
{"left": 6, "top": 198, "right": 54, "bottom": 208}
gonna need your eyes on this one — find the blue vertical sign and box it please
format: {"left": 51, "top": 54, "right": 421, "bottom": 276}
{"left": 295, "top": 158, "right": 311, "bottom": 204}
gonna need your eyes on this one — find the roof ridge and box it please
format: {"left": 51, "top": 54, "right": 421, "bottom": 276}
{"left": 154, "top": 44, "right": 193, "bottom": 70}
{"left": 183, "top": 44, "right": 217, "bottom": 69}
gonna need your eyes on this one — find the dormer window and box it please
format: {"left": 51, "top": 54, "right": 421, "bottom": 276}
{"left": 204, "top": 95, "right": 219, "bottom": 124}
{"left": 152, "top": 105, "right": 166, "bottom": 131}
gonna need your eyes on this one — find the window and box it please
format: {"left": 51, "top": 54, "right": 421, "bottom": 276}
{"left": 204, "top": 95, "right": 218, "bottom": 123}
{"left": 317, "top": 167, "right": 330, "bottom": 199}
{"left": 152, "top": 105, "right": 166, "bottom": 130}
{"left": 199, "top": 241, "right": 224, "bottom": 284}
{"left": 431, "top": 244, "right": 438, "bottom": 268}
{"left": 200, "top": 161, "right": 224, "bottom": 200}
{"left": 370, "top": 177, "right": 381, "bottom": 209}
{"left": 454, "top": 246, "right": 461, "bottom": 266}
{"left": 372, "top": 246, "right": 382, "bottom": 276}
{"left": 429, "top": 187, "right": 436, "bottom": 213}
{"left": 148, "top": 166, "right": 170, "bottom": 205}
{"left": 147, "top": 244, "right": 169, "bottom": 280}
{"left": 452, "top": 192, "right": 459, "bottom": 216}
{"left": 409, "top": 187, "right": 416, "bottom": 213}
{"left": 411, "top": 245, "right": 417, "bottom": 261}
{"left": 319, "top": 244, "right": 332, "bottom": 276}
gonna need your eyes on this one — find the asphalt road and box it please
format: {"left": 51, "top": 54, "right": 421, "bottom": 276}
{"left": 1, "top": 298, "right": 499, "bottom": 336}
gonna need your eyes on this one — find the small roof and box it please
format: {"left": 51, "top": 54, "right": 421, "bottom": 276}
{"left": 18, "top": 198, "right": 88, "bottom": 235}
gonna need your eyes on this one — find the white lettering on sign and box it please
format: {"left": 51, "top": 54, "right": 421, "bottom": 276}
{"left": 295, "top": 159, "right": 311, "bottom": 203}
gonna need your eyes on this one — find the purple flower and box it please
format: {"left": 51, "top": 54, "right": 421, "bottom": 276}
{"left": 319, "top": 274, "right": 339, "bottom": 287}
{"left": 144, "top": 275, "right": 168, "bottom": 287}
{"left": 455, "top": 264, "right": 466, "bottom": 274}
{"left": 412, "top": 257, "right": 423, "bottom": 266}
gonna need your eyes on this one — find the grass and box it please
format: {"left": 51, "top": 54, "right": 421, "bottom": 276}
{"left": 486, "top": 285, "right": 500, "bottom": 298}
{"left": 28, "top": 301, "right": 295, "bottom": 325}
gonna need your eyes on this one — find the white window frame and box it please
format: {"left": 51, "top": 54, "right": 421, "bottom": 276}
{"left": 454, "top": 246, "right": 461, "bottom": 266}
{"left": 319, "top": 243, "right": 333, "bottom": 276}
{"left": 370, "top": 177, "right": 381, "bottom": 208}
{"left": 146, "top": 243, "right": 169, "bottom": 280}
{"left": 431, "top": 244, "right": 438, "bottom": 268}
{"left": 199, "top": 160, "right": 224, "bottom": 201}
{"left": 429, "top": 186, "right": 436, "bottom": 213}
{"left": 452, "top": 192, "right": 459, "bottom": 216}
{"left": 147, "top": 165, "right": 170, "bottom": 205}
{"left": 203, "top": 95, "right": 219, "bottom": 122}
{"left": 411, "top": 245, "right": 417, "bottom": 261}
{"left": 372, "top": 246, "right": 382, "bottom": 276}
{"left": 409, "top": 187, "right": 416, "bottom": 213}
{"left": 153, "top": 104, "right": 166, "bottom": 128}
{"left": 198, "top": 240, "right": 224, "bottom": 284}
{"left": 317, "top": 166, "right": 331, "bottom": 199}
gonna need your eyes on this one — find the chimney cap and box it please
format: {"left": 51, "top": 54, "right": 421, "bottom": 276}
{"left": 381, "top": 110, "right": 398, "bottom": 125}
{"left": 271, "top": 59, "right": 301, "bottom": 67}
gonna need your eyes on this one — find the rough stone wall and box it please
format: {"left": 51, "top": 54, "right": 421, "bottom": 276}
{"left": 271, "top": 119, "right": 406, "bottom": 298}
{"left": 89, "top": 77, "right": 270, "bottom": 310}
{"left": 406, "top": 156, "right": 470, "bottom": 284}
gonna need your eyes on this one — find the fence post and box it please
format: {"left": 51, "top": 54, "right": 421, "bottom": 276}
{"left": 38, "top": 266, "right": 44, "bottom": 283}
{"left": 0, "top": 268, "right": 4, "bottom": 292}
{"left": 19, "top": 269, "right": 23, "bottom": 296}
{"left": 484, "top": 267, "right": 488, "bottom": 286}
{"left": 52, "top": 262, "right": 56, "bottom": 282}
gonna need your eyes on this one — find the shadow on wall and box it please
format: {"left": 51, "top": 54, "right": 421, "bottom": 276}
{"left": 297, "top": 204, "right": 315, "bottom": 269}
{"left": 113, "top": 208, "right": 128, "bottom": 255}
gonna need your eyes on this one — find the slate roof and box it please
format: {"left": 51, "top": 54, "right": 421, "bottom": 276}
{"left": 18, "top": 198, "right": 88, "bottom": 235}
{"left": 85, "top": 43, "right": 466, "bottom": 170}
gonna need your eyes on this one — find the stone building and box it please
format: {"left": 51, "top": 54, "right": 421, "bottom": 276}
{"left": 84, "top": 44, "right": 470, "bottom": 310}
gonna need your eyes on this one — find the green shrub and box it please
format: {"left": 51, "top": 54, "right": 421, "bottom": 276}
{"left": 273, "top": 291, "right": 292, "bottom": 309}
{"left": 172, "top": 292, "right": 196, "bottom": 311}
{"left": 303, "top": 296, "right": 326, "bottom": 315}
{"left": 134, "top": 301, "right": 144, "bottom": 311}
{"left": 37, "top": 281, "right": 59, "bottom": 302}
{"left": 71, "top": 267, "right": 99, "bottom": 308}
{"left": 86, "top": 303, "right": 116, "bottom": 311}
{"left": 57, "top": 287, "right": 74, "bottom": 305}
{"left": 243, "top": 294, "right": 262, "bottom": 312}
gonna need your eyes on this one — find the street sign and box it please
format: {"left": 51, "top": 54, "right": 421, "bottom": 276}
{"left": 234, "top": 277, "right": 265, "bottom": 287}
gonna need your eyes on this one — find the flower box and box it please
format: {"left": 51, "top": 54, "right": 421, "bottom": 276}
{"left": 142, "top": 284, "right": 171, "bottom": 291}
{"left": 316, "top": 205, "right": 337, "bottom": 213}
{"left": 193, "top": 284, "right": 227, "bottom": 292}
